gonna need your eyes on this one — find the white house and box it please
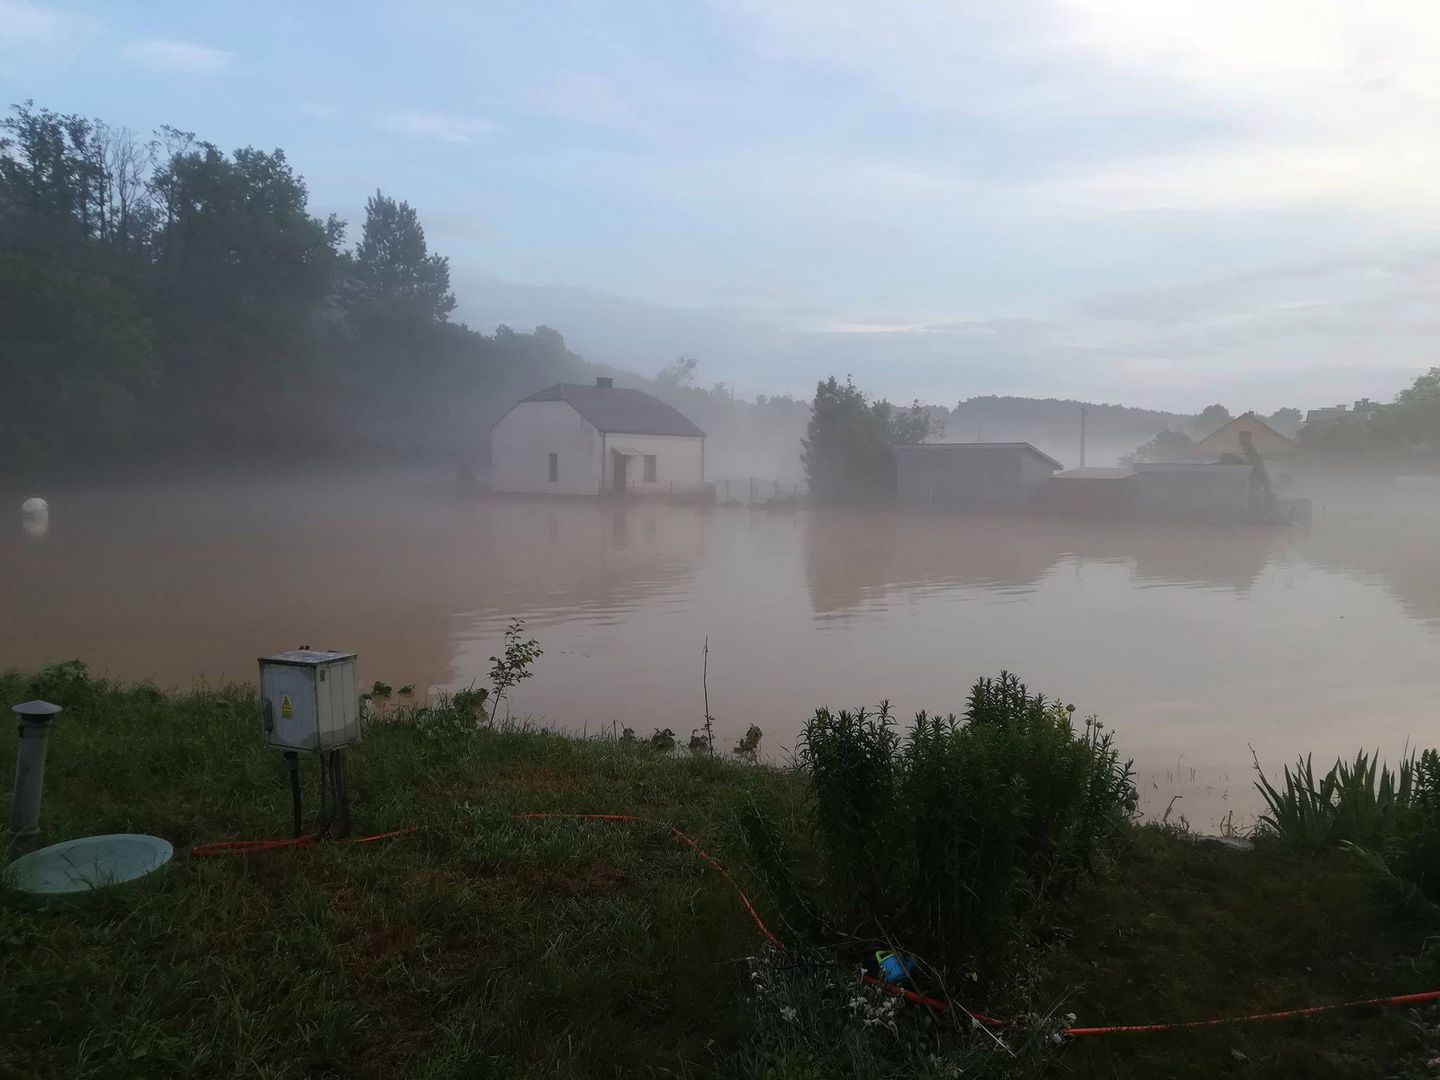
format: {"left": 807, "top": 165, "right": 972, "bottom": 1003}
{"left": 491, "top": 378, "right": 706, "bottom": 495}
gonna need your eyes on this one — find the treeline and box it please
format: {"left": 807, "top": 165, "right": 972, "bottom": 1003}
{"left": 0, "top": 100, "right": 593, "bottom": 473}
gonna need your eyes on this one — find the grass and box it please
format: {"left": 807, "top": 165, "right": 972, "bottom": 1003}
{"left": 3, "top": 666, "right": 1440, "bottom": 1078}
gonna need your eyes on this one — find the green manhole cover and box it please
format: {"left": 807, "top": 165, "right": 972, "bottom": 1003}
{"left": 3, "top": 834, "right": 173, "bottom": 897}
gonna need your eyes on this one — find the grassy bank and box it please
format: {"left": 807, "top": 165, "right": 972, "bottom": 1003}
{"left": 2, "top": 665, "right": 1439, "bottom": 1078}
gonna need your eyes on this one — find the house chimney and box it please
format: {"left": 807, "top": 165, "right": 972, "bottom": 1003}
{"left": 595, "top": 377, "right": 613, "bottom": 389}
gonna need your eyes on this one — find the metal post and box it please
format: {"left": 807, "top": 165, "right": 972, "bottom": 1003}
{"left": 330, "top": 749, "right": 350, "bottom": 840}
{"left": 1080, "top": 405, "right": 1088, "bottom": 469}
{"left": 8, "top": 700, "right": 61, "bottom": 854}
{"left": 749, "top": 477, "right": 755, "bottom": 503}
{"left": 284, "top": 751, "right": 302, "bottom": 838}
{"left": 725, "top": 479, "right": 730, "bottom": 501}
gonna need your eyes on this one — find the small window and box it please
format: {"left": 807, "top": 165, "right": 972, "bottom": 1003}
{"left": 548, "top": 452, "right": 558, "bottom": 482}
{"left": 643, "top": 455, "right": 657, "bottom": 482}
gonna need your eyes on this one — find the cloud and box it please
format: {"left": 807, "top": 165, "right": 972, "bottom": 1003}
{"left": 0, "top": 0, "right": 89, "bottom": 47}
{"left": 381, "top": 111, "right": 498, "bottom": 143}
{"left": 124, "top": 39, "right": 232, "bottom": 75}
{"left": 452, "top": 248, "right": 1435, "bottom": 413}
{"left": 719, "top": 0, "right": 1440, "bottom": 218}
{"left": 0, "top": 0, "right": 63, "bottom": 42}
{"left": 530, "top": 74, "right": 641, "bottom": 130}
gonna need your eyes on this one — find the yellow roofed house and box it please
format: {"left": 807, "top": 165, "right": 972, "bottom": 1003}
{"left": 1192, "top": 412, "right": 1297, "bottom": 458}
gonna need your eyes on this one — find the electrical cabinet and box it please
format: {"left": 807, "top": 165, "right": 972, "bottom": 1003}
{"left": 258, "top": 650, "right": 359, "bottom": 751}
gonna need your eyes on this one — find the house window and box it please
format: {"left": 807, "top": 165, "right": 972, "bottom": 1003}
{"left": 548, "top": 453, "right": 558, "bottom": 482}
{"left": 643, "top": 455, "right": 657, "bottom": 482}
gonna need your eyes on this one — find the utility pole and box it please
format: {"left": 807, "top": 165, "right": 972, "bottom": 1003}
{"left": 1080, "top": 405, "right": 1088, "bottom": 469}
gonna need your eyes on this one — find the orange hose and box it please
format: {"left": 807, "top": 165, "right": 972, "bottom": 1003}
{"left": 190, "top": 826, "right": 418, "bottom": 858}
{"left": 189, "top": 815, "right": 1440, "bottom": 1039}
{"left": 521, "top": 812, "right": 784, "bottom": 948}
{"left": 1064, "top": 988, "right": 1440, "bottom": 1037}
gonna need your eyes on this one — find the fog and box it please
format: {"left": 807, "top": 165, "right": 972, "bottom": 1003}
{"left": 5, "top": 465, "right": 1438, "bottom": 831}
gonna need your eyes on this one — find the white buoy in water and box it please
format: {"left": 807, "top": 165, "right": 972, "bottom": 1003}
{"left": 20, "top": 497, "right": 49, "bottom": 539}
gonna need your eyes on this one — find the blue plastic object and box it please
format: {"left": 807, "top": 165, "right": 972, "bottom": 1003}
{"left": 876, "top": 950, "right": 919, "bottom": 983}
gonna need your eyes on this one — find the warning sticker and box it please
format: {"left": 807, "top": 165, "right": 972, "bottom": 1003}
{"left": 280, "top": 694, "right": 293, "bottom": 719}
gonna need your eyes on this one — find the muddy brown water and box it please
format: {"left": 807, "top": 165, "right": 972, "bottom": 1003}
{"left": 4, "top": 468, "right": 1439, "bottom": 828}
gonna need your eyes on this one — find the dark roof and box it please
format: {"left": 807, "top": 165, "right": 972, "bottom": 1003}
{"left": 1053, "top": 467, "right": 1135, "bottom": 480}
{"left": 518, "top": 383, "right": 706, "bottom": 438}
{"left": 894, "top": 442, "right": 1063, "bottom": 470}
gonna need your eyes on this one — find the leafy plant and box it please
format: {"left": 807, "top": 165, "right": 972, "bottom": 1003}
{"left": 799, "top": 702, "right": 901, "bottom": 919}
{"left": 796, "top": 674, "right": 1136, "bottom": 981}
{"left": 487, "top": 618, "right": 542, "bottom": 720}
{"left": 1255, "top": 746, "right": 1440, "bottom": 907}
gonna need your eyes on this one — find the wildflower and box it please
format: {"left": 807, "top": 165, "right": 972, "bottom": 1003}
{"left": 778, "top": 1005, "right": 798, "bottom": 1023}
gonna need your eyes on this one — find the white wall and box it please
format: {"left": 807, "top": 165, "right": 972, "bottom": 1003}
{"left": 603, "top": 433, "right": 705, "bottom": 492}
{"left": 491, "top": 401, "right": 602, "bottom": 494}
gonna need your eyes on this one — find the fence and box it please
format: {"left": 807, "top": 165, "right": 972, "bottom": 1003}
{"left": 712, "top": 477, "right": 807, "bottom": 506}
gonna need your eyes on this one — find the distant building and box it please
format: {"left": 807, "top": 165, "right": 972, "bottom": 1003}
{"left": 1351, "top": 397, "right": 1382, "bottom": 419}
{"left": 1192, "top": 412, "right": 1297, "bottom": 458}
{"left": 491, "top": 378, "right": 706, "bottom": 495}
{"left": 1048, "top": 467, "right": 1138, "bottom": 515}
{"left": 895, "top": 442, "right": 1061, "bottom": 508}
{"left": 1305, "top": 404, "right": 1350, "bottom": 425}
{"left": 1132, "top": 462, "right": 1254, "bottom": 517}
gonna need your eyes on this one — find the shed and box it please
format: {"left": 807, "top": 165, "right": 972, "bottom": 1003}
{"left": 1049, "top": 467, "right": 1138, "bottom": 515}
{"left": 491, "top": 378, "right": 706, "bottom": 495}
{"left": 1132, "top": 462, "right": 1254, "bottom": 517}
{"left": 895, "top": 442, "right": 1062, "bottom": 508}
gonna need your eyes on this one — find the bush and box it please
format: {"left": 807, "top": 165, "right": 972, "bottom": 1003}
{"left": 1257, "top": 747, "right": 1440, "bottom": 905}
{"left": 796, "top": 672, "right": 1136, "bottom": 981}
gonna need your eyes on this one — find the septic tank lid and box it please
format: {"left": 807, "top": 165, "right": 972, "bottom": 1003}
{"left": 3, "top": 834, "right": 173, "bottom": 897}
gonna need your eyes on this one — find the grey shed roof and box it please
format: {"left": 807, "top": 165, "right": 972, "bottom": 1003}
{"left": 1053, "top": 467, "right": 1135, "bottom": 480}
{"left": 894, "top": 442, "right": 1063, "bottom": 471}
{"left": 520, "top": 383, "right": 706, "bottom": 438}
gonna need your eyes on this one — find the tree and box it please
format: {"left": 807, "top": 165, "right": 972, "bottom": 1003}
{"left": 1195, "top": 403, "right": 1231, "bottom": 434}
{"left": 1123, "top": 429, "right": 1194, "bottom": 465}
{"left": 656, "top": 355, "right": 698, "bottom": 387}
{"left": 1392, "top": 367, "right": 1440, "bottom": 450}
{"left": 1266, "top": 407, "right": 1303, "bottom": 436}
{"left": 0, "top": 253, "right": 156, "bottom": 465}
{"left": 340, "top": 190, "right": 455, "bottom": 327}
{"left": 802, "top": 376, "right": 931, "bottom": 501}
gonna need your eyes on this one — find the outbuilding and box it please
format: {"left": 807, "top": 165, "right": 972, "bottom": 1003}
{"left": 1132, "top": 462, "right": 1254, "bottom": 517}
{"left": 894, "top": 442, "right": 1062, "bottom": 508}
{"left": 491, "top": 378, "right": 706, "bottom": 496}
{"left": 1049, "top": 467, "right": 1138, "bottom": 516}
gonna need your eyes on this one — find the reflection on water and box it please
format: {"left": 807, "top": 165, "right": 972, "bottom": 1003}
{"left": 3, "top": 468, "right": 1439, "bottom": 828}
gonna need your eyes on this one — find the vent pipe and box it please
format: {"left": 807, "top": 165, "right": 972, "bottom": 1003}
{"left": 8, "top": 700, "right": 61, "bottom": 855}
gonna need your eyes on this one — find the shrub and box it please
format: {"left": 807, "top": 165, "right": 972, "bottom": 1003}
{"left": 1256, "top": 747, "right": 1440, "bottom": 906}
{"left": 796, "top": 672, "right": 1136, "bottom": 981}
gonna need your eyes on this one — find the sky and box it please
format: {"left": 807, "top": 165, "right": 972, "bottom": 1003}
{"left": 5, "top": 0, "right": 1440, "bottom": 412}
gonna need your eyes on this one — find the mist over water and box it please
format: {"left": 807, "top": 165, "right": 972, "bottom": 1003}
{"left": 5, "top": 468, "right": 1437, "bottom": 830}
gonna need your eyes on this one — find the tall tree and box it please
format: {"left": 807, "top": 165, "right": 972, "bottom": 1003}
{"left": 341, "top": 190, "right": 455, "bottom": 327}
{"left": 1195, "top": 403, "right": 1232, "bottom": 434}
{"left": 802, "top": 376, "right": 931, "bottom": 501}
{"left": 0, "top": 254, "right": 156, "bottom": 465}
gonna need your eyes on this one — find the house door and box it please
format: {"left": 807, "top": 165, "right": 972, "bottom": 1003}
{"left": 612, "top": 450, "right": 628, "bottom": 492}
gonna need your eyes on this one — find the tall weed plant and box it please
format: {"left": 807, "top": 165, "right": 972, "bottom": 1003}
{"left": 797, "top": 672, "right": 1136, "bottom": 980}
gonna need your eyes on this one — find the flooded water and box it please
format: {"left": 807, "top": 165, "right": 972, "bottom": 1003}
{"left": 4, "top": 468, "right": 1439, "bottom": 828}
